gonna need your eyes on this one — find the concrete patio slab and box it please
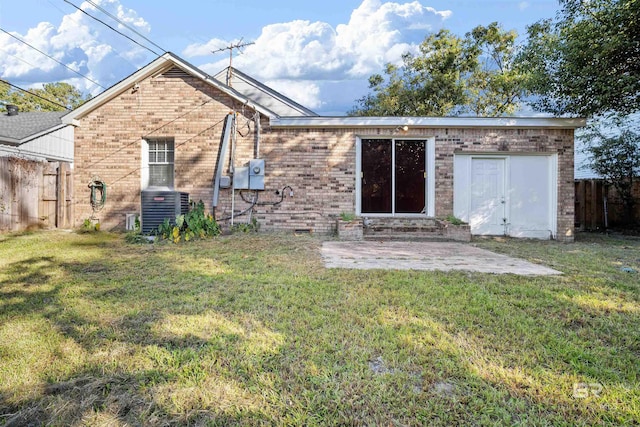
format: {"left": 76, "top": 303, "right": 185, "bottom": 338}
{"left": 321, "top": 241, "right": 561, "bottom": 275}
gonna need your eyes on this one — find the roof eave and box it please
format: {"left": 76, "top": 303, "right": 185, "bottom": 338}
{"left": 18, "top": 123, "right": 69, "bottom": 144}
{"left": 220, "top": 67, "right": 318, "bottom": 117}
{"left": 62, "top": 53, "right": 277, "bottom": 125}
{"left": 269, "top": 116, "right": 587, "bottom": 129}
{"left": 0, "top": 137, "right": 21, "bottom": 146}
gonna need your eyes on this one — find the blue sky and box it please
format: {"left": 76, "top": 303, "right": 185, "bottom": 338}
{"left": 0, "top": 0, "right": 561, "bottom": 114}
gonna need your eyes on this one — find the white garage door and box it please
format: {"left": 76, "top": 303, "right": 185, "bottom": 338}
{"left": 454, "top": 154, "right": 557, "bottom": 239}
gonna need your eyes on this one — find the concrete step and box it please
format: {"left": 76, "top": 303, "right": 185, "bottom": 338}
{"left": 363, "top": 228, "right": 448, "bottom": 242}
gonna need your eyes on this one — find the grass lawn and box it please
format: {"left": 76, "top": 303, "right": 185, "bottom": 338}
{"left": 0, "top": 230, "right": 638, "bottom": 426}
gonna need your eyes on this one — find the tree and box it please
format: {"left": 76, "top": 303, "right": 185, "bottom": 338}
{"left": 582, "top": 115, "right": 640, "bottom": 224}
{"left": 349, "top": 23, "right": 529, "bottom": 117}
{"left": 1, "top": 81, "right": 89, "bottom": 112}
{"left": 518, "top": 0, "right": 640, "bottom": 117}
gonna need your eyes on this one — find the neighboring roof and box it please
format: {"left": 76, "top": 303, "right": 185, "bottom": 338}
{"left": 213, "top": 67, "right": 317, "bottom": 117}
{"left": 574, "top": 139, "right": 600, "bottom": 179}
{"left": 270, "top": 116, "right": 587, "bottom": 129}
{"left": 0, "top": 110, "right": 67, "bottom": 145}
{"left": 62, "top": 52, "right": 281, "bottom": 124}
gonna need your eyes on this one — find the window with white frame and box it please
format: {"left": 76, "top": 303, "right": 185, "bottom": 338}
{"left": 356, "top": 137, "right": 435, "bottom": 216}
{"left": 143, "top": 138, "right": 174, "bottom": 189}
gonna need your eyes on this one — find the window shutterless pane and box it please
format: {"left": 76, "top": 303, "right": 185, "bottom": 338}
{"left": 149, "top": 164, "right": 174, "bottom": 187}
{"left": 361, "top": 139, "right": 392, "bottom": 213}
{"left": 395, "top": 140, "right": 426, "bottom": 213}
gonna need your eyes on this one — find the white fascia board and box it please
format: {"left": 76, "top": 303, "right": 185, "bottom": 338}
{"left": 62, "top": 53, "right": 276, "bottom": 125}
{"left": 19, "top": 123, "right": 69, "bottom": 144}
{"left": 270, "top": 116, "right": 587, "bottom": 129}
{"left": 0, "top": 137, "right": 21, "bottom": 146}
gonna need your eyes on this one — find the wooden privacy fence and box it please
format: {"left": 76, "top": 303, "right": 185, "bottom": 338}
{"left": 0, "top": 157, "right": 73, "bottom": 232}
{"left": 575, "top": 179, "right": 640, "bottom": 230}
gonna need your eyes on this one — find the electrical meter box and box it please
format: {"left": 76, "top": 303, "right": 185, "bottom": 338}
{"left": 248, "top": 159, "right": 265, "bottom": 190}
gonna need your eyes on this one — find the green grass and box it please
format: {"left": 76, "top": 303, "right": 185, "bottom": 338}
{"left": 0, "top": 230, "right": 638, "bottom": 426}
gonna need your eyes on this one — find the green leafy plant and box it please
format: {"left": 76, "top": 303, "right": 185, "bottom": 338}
{"left": 444, "top": 214, "right": 466, "bottom": 226}
{"left": 124, "top": 231, "right": 151, "bottom": 244}
{"left": 157, "top": 218, "right": 172, "bottom": 239}
{"left": 156, "top": 200, "right": 220, "bottom": 243}
{"left": 339, "top": 212, "right": 357, "bottom": 222}
{"left": 231, "top": 217, "right": 260, "bottom": 234}
{"left": 79, "top": 218, "right": 100, "bottom": 233}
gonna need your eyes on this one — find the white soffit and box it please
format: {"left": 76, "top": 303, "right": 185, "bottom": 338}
{"left": 270, "top": 116, "right": 587, "bottom": 129}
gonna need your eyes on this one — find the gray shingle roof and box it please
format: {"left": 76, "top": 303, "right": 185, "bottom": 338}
{"left": 0, "top": 110, "right": 66, "bottom": 144}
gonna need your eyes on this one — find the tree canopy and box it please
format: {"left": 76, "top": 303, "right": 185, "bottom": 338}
{"left": 581, "top": 115, "right": 640, "bottom": 223}
{"left": 349, "top": 23, "right": 529, "bottom": 117}
{"left": 1, "top": 82, "right": 89, "bottom": 112}
{"left": 518, "top": 0, "right": 640, "bottom": 117}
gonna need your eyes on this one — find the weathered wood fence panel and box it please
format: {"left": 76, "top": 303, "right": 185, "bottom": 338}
{"left": 575, "top": 179, "right": 640, "bottom": 230}
{"left": 0, "top": 157, "right": 73, "bottom": 232}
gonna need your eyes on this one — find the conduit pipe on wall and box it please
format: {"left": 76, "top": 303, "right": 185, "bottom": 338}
{"left": 212, "top": 113, "right": 234, "bottom": 208}
{"left": 254, "top": 111, "right": 261, "bottom": 158}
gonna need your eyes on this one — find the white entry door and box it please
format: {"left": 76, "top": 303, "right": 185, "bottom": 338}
{"left": 470, "top": 158, "right": 505, "bottom": 235}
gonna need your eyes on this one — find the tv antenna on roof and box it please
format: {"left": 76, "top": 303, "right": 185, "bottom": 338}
{"left": 212, "top": 38, "right": 255, "bottom": 86}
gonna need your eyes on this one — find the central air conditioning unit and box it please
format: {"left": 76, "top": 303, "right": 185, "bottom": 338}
{"left": 141, "top": 190, "right": 189, "bottom": 234}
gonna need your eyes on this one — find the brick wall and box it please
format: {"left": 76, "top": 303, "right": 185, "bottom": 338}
{"left": 74, "top": 69, "right": 255, "bottom": 229}
{"left": 74, "top": 71, "right": 575, "bottom": 241}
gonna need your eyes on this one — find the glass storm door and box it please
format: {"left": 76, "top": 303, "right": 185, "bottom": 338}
{"left": 361, "top": 139, "right": 426, "bottom": 214}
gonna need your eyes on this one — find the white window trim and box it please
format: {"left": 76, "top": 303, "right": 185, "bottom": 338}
{"left": 355, "top": 136, "right": 435, "bottom": 217}
{"left": 141, "top": 138, "right": 175, "bottom": 190}
{"left": 549, "top": 154, "right": 559, "bottom": 238}
{"left": 141, "top": 138, "right": 149, "bottom": 190}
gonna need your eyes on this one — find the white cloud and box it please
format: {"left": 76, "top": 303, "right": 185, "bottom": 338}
{"left": 1, "top": 0, "right": 451, "bottom": 114}
{"left": 265, "top": 80, "right": 323, "bottom": 110}
{"left": 0, "top": 0, "right": 152, "bottom": 95}
{"left": 183, "top": 38, "right": 235, "bottom": 58}
{"left": 519, "top": 2, "right": 530, "bottom": 11}
{"left": 187, "top": 0, "right": 451, "bottom": 113}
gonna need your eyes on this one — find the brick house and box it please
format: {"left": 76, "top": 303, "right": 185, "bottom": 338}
{"left": 62, "top": 53, "right": 585, "bottom": 241}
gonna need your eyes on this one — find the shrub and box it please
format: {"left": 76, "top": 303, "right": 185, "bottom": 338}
{"left": 157, "top": 200, "right": 220, "bottom": 243}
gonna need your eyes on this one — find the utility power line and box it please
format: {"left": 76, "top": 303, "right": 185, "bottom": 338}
{"left": 0, "top": 27, "right": 106, "bottom": 90}
{"left": 0, "top": 79, "right": 71, "bottom": 110}
{"left": 63, "top": 0, "right": 162, "bottom": 57}
{"left": 84, "top": 0, "right": 166, "bottom": 54}
{"left": 45, "top": 0, "right": 140, "bottom": 74}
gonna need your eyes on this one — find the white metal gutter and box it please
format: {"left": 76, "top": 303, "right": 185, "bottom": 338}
{"left": 269, "top": 116, "right": 587, "bottom": 129}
